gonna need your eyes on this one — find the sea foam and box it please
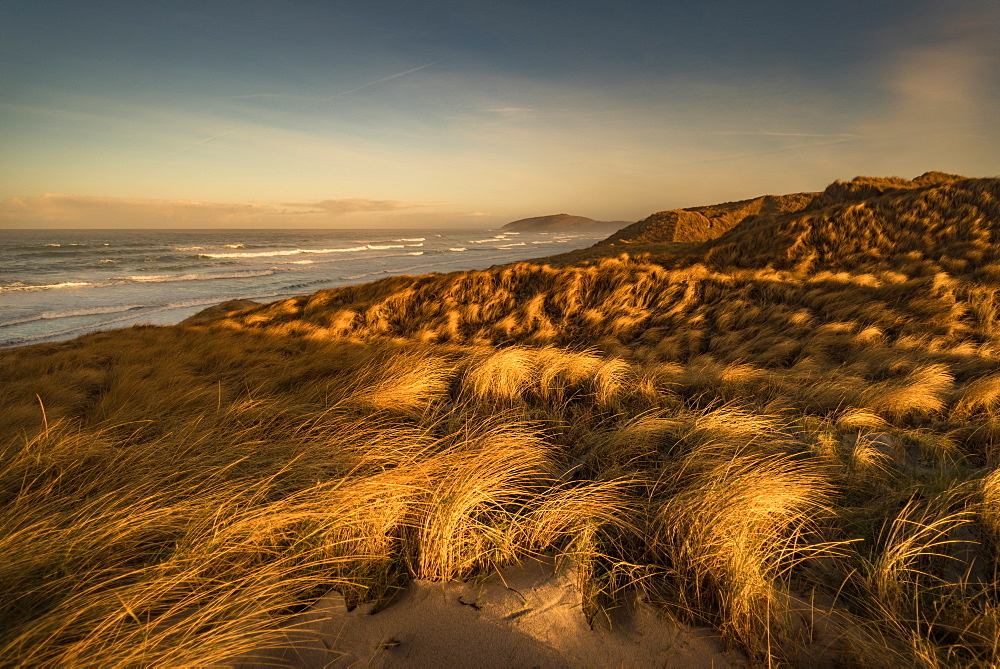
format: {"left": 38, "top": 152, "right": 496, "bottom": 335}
{"left": 0, "top": 281, "right": 94, "bottom": 292}
{"left": 0, "top": 304, "right": 147, "bottom": 329}
{"left": 201, "top": 246, "right": 368, "bottom": 259}
{"left": 114, "top": 270, "right": 277, "bottom": 283}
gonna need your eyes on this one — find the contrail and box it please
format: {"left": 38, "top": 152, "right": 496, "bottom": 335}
{"left": 316, "top": 61, "right": 443, "bottom": 102}
{"left": 175, "top": 59, "right": 446, "bottom": 155}
{"left": 178, "top": 127, "right": 240, "bottom": 152}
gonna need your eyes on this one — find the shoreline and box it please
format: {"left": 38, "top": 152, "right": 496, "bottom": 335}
{"left": 0, "top": 227, "right": 613, "bottom": 349}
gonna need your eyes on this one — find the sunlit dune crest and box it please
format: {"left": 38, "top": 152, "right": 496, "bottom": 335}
{"left": 7, "top": 172, "right": 1000, "bottom": 666}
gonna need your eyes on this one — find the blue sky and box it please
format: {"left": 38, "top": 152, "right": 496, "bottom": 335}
{"left": 1, "top": 0, "right": 998, "bottom": 228}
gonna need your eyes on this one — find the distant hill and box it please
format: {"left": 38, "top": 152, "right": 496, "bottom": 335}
{"left": 501, "top": 213, "right": 628, "bottom": 232}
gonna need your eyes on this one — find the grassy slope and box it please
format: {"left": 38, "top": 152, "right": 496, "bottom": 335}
{"left": 4, "top": 172, "right": 1000, "bottom": 666}
{"left": 599, "top": 191, "right": 818, "bottom": 245}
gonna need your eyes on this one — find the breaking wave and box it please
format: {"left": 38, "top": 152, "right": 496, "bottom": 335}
{"left": 113, "top": 270, "right": 278, "bottom": 284}
{"left": 0, "top": 304, "right": 148, "bottom": 329}
{"left": 201, "top": 246, "right": 369, "bottom": 259}
{"left": 1, "top": 281, "right": 95, "bottom": 292}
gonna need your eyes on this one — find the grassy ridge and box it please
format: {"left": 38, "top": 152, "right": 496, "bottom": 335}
{"left": 4, "top": 173, "right": 1000, "bottom": 666}
{"left": 599, "top": 191, "right": 817, "bottom": 245}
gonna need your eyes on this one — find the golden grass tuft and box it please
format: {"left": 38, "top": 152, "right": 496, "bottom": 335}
{"left": 408, "top": 419, "right": 556, "bottom": 580}
{"left": 650, "top": 447, "right": 832, "bottom": 660}
{"left": 864, "top": 497, "right": 972, "bottom": 625}
{"left": 982, "top": 470, "right": 1000, "bottom": 540}
{"left": 861, "top": 363, "right": 955, "bottom": 420}
{"left": 462, "top": 346, "right": 537, "bottom": 403}
{"left": 954, "top": 371, "right": 1000, "bottom": 417}
{"left": 352, "top": 348, "right": 455, "bottom": 414}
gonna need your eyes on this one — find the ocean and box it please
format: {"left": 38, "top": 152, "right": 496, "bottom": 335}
{"left": 0, "top": 228, "right": 610, "bottom": 348}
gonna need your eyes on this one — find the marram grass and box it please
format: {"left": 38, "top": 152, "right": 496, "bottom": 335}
{"left": 5, "top": 173, "right": 1000, "bottom": 666}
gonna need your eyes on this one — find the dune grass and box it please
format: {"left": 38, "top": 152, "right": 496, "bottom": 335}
{"left": 4, "top": 173, "right": 1000, "bottom": 666}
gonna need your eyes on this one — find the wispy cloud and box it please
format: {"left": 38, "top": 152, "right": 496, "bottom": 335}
{"left": 282, "top": 198, "right": 422, "bottom": 215}
{"left": 0, "top": 194, "right": 426, "bottom": 229}
{"left": 1, "top": 92, "right": 382, "bottom": 167}
{"left": 850, "top": 5, "right": 1000, "bottom": 170}
{"left": 177, "top": 60, "right": 448, "bottom": 154}
{"left": 662, "top": 137, "right": 863, "bottom": 168}
{"left": 480, "top": 107, "right": 534, "bottom": 115}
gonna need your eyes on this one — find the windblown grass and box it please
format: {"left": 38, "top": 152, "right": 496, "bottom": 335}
{"left": 5, "top": 172, "right": 1000, "bottom": 666}
{"left": 650, "top": 447, "right": 831, "bottom": 659}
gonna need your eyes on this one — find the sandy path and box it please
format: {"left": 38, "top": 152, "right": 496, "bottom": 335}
{"left": 242, "top": 556, "right": 744, "bottom": 668}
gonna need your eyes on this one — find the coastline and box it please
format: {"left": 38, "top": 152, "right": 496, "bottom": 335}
{"left": 0, "top": 227, "right": 612, "bottom": 348}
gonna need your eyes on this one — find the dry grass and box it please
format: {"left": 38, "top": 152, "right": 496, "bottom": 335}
{"left": 650, "top": 446, "right": 832, "bottom": 659}
{"left": 5, "top": 172, "right": 1000, "bottom": 666}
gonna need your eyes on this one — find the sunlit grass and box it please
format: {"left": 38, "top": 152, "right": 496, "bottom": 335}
{"left": 3, "top": 172, "right": 1000, "bottom": 665}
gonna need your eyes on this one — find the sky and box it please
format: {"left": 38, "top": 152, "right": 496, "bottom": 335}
{"left": 1, "top": 0, "right": 998, "bottom": 229}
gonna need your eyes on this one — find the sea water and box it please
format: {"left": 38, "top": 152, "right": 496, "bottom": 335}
{"left": 0, "top": 228, "right": 610, "bottom": 347}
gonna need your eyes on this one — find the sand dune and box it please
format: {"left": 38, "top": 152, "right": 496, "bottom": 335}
{"left": 5, "top": 172, "right": 1000, "bottom": 667}
{"left": 599, "top": 192, "right": 817, "bottom": 246}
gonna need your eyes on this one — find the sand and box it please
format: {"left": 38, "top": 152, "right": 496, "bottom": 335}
{"left": 241, "top": 556, "right": 746, "bottom": 668}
